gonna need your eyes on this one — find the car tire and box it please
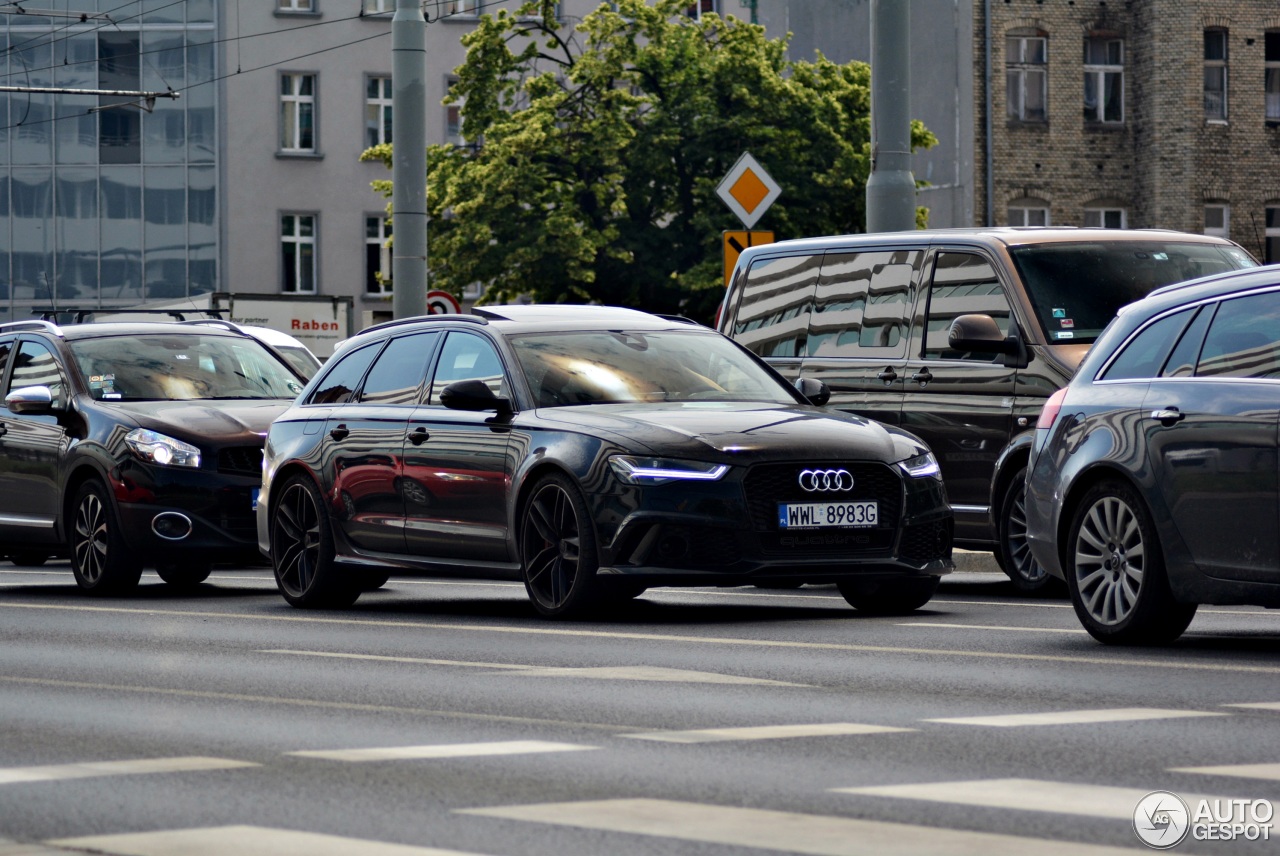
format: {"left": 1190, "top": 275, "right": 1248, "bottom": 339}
{"left": 155, "top": 562, "right": 212, "bottom": 590}
{"left": 271, "top": 474, "right": 361, "bottom": 609}
{"left": 69, "top": 480, "right": 143, "bottom": 595}
{"left": 519, "top": 473, "right": 601, "bottom": 618}
{"left": 837, "top": 576, "right": 939, "bottom": 615}
{"left": 9, "top": 552, "right": 48, "bottom": 567}
{"left": 362, "top": 571, "right": 392, "bottom": 591}
{"left": 997, "top": 467, "right": 1063, "bottom": 596}
{"left": 1064, "top": 479, "right": 1197, "bottom": 645}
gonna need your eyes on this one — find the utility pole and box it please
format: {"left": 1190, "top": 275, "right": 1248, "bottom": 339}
{"left": 391, "top": 0, "right": 427, "bottom": 320}
{"left": 865, "top": 0, "right": 916, "bottom": 233}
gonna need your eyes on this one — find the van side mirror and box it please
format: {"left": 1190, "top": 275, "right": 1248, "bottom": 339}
{"left": 948, "top": 314, "right": 1022, "bottom": 356}
{"left": 440, "top": 378, "right": 512, "bottom": 415}
{"left": 794, "top": 377, "right": 831, "bottom": 407}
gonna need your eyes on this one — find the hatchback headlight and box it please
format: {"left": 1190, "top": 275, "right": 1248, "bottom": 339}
{"left": 125, "top": 429, "right": 202, "bottom": 468}
{"left": 609, "top": 456, "right": 729, "bottom": 485}
{"left": 898, "top": 451, "right": 940, "bottom": 479}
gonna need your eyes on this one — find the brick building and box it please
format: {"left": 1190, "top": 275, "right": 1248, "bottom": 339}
{"left": 977, "top": 0, "right": 1280, "bottom": 261}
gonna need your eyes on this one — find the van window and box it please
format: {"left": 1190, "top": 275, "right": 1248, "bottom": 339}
{"left": 731, "top": 254, "right": 820, "bottom": 358}
{"left": 807, "top": 250, "right": 920, "bottom": 358}
{"left": 922, "top": 253, "right": 1012, "bottom": 361}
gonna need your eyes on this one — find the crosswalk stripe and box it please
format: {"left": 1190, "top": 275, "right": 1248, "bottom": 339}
{"left": 1170, "top": 763, "right": 1280, "bottom": 782}
{"left": 49, "top": 825, "right": 486, "bottom": 856}
{"left": 621, "top": 723, "right": 914, "bottom": 744}
{"left": 0, "top": 756, "right": 257, "bottom": 786}
{"left": 924, "top": 707, "right": 1229, "bottom": 727}
{"left": 459, "top": 797, "right": 1140, "bottom": 855}
{"left": 286, "top": 740, "right": 596, "bottom": 762}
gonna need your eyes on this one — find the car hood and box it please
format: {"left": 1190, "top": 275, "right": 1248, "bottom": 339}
{"left": 110, "top": 399, "right": 291, "bottom": 445}
{"left": 533, "top": 402, "right": 913, "bottom": 463}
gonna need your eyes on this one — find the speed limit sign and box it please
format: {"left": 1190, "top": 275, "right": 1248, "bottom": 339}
{"left": 426, "top": 290, "right": 461, "bottom": 315}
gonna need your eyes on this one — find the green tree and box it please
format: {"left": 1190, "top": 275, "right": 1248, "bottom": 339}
{"left": 363, "top": 0, "right": 936, "bottom": 322}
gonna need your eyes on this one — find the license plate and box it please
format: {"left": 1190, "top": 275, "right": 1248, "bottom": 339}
{"left": 251, "top": 488, "right": 260, "bottom": 512}
{"left": 778, "top": 500, "right": 878, "bottom": 530}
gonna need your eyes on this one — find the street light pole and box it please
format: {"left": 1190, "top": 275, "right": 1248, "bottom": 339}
{"left": 865, "top": 0, "right": 916, "bottom": 233}
{"left": 392, "top": 0, "right": 428, "bottom": 320}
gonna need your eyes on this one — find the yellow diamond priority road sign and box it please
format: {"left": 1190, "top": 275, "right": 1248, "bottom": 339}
{"left": 716, "top": 152, "right": 781, "bottom": 229}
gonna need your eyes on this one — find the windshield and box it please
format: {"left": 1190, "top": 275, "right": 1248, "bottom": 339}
{"left": 274, "top": 345, "right": 322, "bottom": 380}
{"left": 68, "top": 334, "right": 307, "bottom": 401}
{"left": 1009, "top": 241, "right": 1257, "bottom": 345}
{"left": 510, "top": 330, "right": 798, "bottom": 407}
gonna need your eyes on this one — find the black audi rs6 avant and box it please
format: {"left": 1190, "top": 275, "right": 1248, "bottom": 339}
{"left": 257, "top": 306, "right": 953, "bottom": 617}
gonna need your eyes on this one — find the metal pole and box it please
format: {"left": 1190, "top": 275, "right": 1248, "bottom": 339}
{"left": 392, "top": 0, "right": 428, "bottom": 320}
{"left": 865, "top": 0, "right": 917, "bottom": 233}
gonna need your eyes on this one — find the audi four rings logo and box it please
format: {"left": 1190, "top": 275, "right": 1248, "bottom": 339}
{"left": 798, "top": 469, "right": 855, "bottom": 492}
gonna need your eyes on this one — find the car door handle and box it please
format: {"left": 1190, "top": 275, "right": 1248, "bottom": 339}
{"left": 910, "top": 369, "right": 933, "bottom": 386}
{"left": 328, "top": 424, "right": 350, "bottom": 441}
{"left": 407, "top": 427, "right": 430, "bottom": 445}
{"left": 876, "top": 369, "right": 898, "bottom": 383}
{"left": 1150, "top": 408, "right": 1185, "bottom": 425}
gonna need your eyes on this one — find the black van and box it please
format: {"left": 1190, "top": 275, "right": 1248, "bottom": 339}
{"left": 718, "top": 227, "right": 1256, "bottom": 592}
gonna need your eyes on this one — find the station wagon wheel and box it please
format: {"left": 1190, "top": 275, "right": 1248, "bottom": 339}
{"left": 997, "top": 468, "right": 1061, "bottom": 596}
{"left": 69, "top": 480, "right": 142, "bottom": 595}
{"left": 1065, "top": 480, "right": 1196, "bottom": 645}
{"left": 520, "top": 473, "right": 601, "bottom": 618}
{"left": 271, "top": 474, "right": 360, "bottom": 609}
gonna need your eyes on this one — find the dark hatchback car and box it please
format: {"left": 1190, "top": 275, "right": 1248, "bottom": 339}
{"left": 257, "top": 306, "right": 954, "bottom": 617}
{"left": 1025, "top": 266, "right": 1280, "bottom": 644}
{"left": 0, "top": 320, "right": 307, "bottom": 592}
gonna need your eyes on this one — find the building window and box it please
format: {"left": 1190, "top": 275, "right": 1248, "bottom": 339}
{"left": 685, "top": 1, "right": 720, "bottom": 18}
{"left": 445, "top": 78, "right": 465, "bottom": 146}
{"left": 366, "top": 216, "right": 392, "bottom": 295}
{"left": 99, "top": 32, "right": 141, "bottom": 164}
{"left": 447, "top": 0, "right": 479, "bottom": 14}
{"left": 282, "top": 214, "right": 317, "bottom": 294}
{"left": 1084, "top": 207, "right": 1126, "bottom": 229}
{"left": 1008, "top": 203, "right": 1050, "bottom": 226}
{"left": 1266, "top": 32, "right": 1280, "bottom": 122}
{"left": 1204, "top": 205, "right": 1229, "bottom": 238}
{"left": 1267, "top": 206, "right": 1280, "bottom": 264}
{"left": 281, "top": 73, "right": 316, "bottom": 153}
{"left": 1083, "top": 38, "right": 1123, "bottom": 123}
{"left": 362, "top": 0, "right": 391, "bottom": 13}
{"left": 1204, "top": 29, "right": 1228, "bottom": 121}
{"left": 1006, "top": 34, "right": 1047, "bottom": 122}
{"left": 278, "top": 0, "right": 313, "bottom": 12}
{"left": 366, "top": 76, "right": 392, "bottom": 147}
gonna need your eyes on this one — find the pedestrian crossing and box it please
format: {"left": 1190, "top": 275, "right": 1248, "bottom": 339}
{"left": 49, "top": 826, "right": 486, "bottom": 856}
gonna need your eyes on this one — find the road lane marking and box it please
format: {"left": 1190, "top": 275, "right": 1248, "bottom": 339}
{"left": 50, "top": 826, "right": 487, "bottom": 856}
{"left": 1170, "top": 763, "right": 1280, "bottom": 782}
{"left": 261, "top": 649, "right": 536, "bottom": 670}
{"left": 897, "top": 622, "right": 1087, "bottom": 634}
{"left": 459, "top": 797, "right": 1141, "bottom": 855}
{"left": 620, "top": 723, "right": 914, "bottom": 744}
{"left": 1224, "top": 701, "right": 1280, "bottom": 711}
{"left": 0, "top": 756, "right": 257, "bottom": 786}
{"left": 924, "top": 707, "right": 1229, "bottom": 727}
{"left": 3, "top": 601, "right": 1278, "bottom": 675}
{"left": 286, "top": 740, "right": 595, "bottom": 763}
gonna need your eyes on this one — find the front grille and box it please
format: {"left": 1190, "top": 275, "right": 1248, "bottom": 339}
{"left": 743, "top": 462, "right": 903, "bottom": 557}
{"left": 218, "top": 446, "right": 264, "bottom": 477}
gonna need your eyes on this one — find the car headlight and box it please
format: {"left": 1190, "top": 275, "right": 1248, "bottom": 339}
{"left": 609, "top": 456, "right": 729, "bottom": 485}
{"left": 898, "top": 451, "right": 940, "bottom": 479}
{"left": 125, "top": 429, "right": 202, "bottom": 468}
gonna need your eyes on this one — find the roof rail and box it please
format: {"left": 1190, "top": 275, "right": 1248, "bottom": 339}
{"left": 179, "top": 318, "right": 248, "bottom": 335}
{"left": 0, "top": 319, "right": 62, "bottom": 335}
{"left": 655, "top": 314, "right": 703, "bottom": 326}
{"left": 359, "top": 313, "right": 488, "bottom": 335}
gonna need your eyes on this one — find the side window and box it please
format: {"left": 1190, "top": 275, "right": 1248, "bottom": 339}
{"left": 428, "top": 332, "right": 508, "bottom": 405}
{"left": 730, "top": 254, "right": 820, "bottom": 358}
{"left": 922, "top": 253, "right": 1012, "bottom": 361}
{"left": 0, "top": 340, "right": 12, "bottom": 386}
{"left": 1196, "top": 293, "right": 1280, "bottom": 379}
{"left": 1160, "top": 306, "right": 1212, "bottom": 378}
{"left": 807, "top": 250, "right": 919, "bottom": 358}
{"left": 7, "top": 341, "right": 66, "bottom": 408}
{"left": 359, "top": 333, "right": 439, "bottom": 405}
{"left": 307, "top": 342, "right": 380, "bottom": 405}
{"left": 1100, "top": 308, "right": 1194, "bottom": 381}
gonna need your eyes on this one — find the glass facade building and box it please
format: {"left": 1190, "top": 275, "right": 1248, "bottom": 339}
{"left": 0, "top": 1, "right": 216, "bottom": 321}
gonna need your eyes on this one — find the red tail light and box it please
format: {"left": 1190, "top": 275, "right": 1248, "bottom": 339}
{"left": 1037, "top": 387, "right": 1068, "bottom": 429}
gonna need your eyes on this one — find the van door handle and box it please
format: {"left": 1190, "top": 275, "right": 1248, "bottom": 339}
{"left": 407, "top": 427, "right": 430, "bottom": 445}
{"left": 328, "top": 424, "right": 350, "bottom": 441}
{"left": 910, "top": 369, "right": 933, "bottom": 387}
{"left": 1150, "top": 408, "right": 1185, "bottom": 425}
{"left": 876, "top": 369, "right": 898, "bottom": 384}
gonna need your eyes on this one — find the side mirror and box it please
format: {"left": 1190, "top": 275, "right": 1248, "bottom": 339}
{"left": 440, "top": 378, "right": 512, "bottom": 415}
{"left": 948, "top": 314, "right": 1022, "bottom": 356}
{"left": 794, "top": 377, "right": 831, "bottom": 407}
{"left": 5, "top": 385, "right": 54, "bottom": 414}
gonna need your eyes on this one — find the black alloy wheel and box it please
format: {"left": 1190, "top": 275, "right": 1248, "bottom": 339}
{"left": 1065, "top": 479, "right": 1196, "bottom": 645}
{"left": 520, "top": 473, "right": 601, "bottom": 618}
{"left": 836, "top": 576, "right": 939, "bottom": 615}
{"left": 70, "top": 480, "right": 142, "bottom": 595}
{"left": 998, "top": 468, "right": 1062, "bottom": 595}
{"left": 155, "top": 562, "right": 212, "bottom": 590}
{"left": 271, "top": 475, "right": 360, "bottom": 609}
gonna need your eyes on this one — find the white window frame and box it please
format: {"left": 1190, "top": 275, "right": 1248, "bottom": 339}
{"left": 278, "top": 0, "right": 314, "bottom": 12}
{"left": 685, "top": 0, "right": 721, "bottom": 19}
{"left": 1008, "top": 205, "right": 1050, "bottom": 227}
{"left": 1006, "top": 35, "right": 1048, "bottom": 122}
{"left": 1266, "top": 206, "right": 1280, "bottom": 264}
{"left": 446, "top": 0, "right": 480, "bottom": 15}
{"left": 366, "top": 215, "right": 392, "bottom": 295}
{"left": 366, "top": 76, "right": 392, "bottom": 148}
{"left": 1083, "top": 38, "right": 1124, "bottom": 124}
{"left": 1084, "top": 207, "right": 1127, "bottom": 229}
{"left": 282, "top": 214, "right": 317, "bottom": 294}
{"left": 1204, "top": 204, "right": 1230, "bottom": 239}
{"left": 1204, "top": 29, "right": 1228, "bottom": 121}
{"left": 362, "top": 0, "right": 392, "bottom": 14}
{"left": 280, "top": 73, "right": 316, "bottom": 153}
{"left": 1266, "top": 32, "right": 1280, "bottom": 122}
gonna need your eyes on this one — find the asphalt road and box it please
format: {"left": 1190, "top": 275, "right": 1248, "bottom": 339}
{"left": 1, "top": 559, "right": 1278, "bottom": 855}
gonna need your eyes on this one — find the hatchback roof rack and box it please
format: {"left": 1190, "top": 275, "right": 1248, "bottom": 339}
{"left": 179, "top": 318, "right": 248, "bottom": 335}
{"left": 33, "top": 307, "right": 228, "bottom": 324}
{"left": 359, "top": 314, "right": 488, "bottom": 335}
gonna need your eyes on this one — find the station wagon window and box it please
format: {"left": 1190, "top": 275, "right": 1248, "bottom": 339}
{"left": 1101, "top": 308, "right": 1195, "bottom": 381}
{"left": 922, "top": 253, "right": 1011, "bottom": 361}
{"left": 806, "top": 250, "right": 919, "bottom": 359}
{"left": 359, "top": 333, "right": 439, "bottom": 405}
{"left": 427, "top": 333, "right": 507, "bottom": 404}
{"left": 1195, "top": 293, "right": 1280, "bottom": 379}
{"left": 8, "top": 341, "right": 66, "bottom": 408}
{"left": 1160, "top": 305, "right": 1212, "bottom": 379}
{"left": 730, "top": 254, "right": 820, "bottom": 358}
{"left": 307, "top": 342, "right": 379, "bottom": 405}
